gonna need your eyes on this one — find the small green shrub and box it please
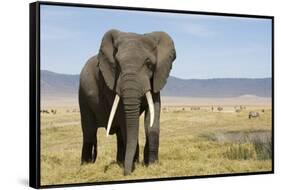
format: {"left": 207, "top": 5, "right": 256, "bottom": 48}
{"left": 224, "top": 138, "right": 272, "bottom": 161}
{"left": 253, "top": 139, "right": 272, "bottom": 160}
{"left": 224, "top": 143, "right": 256, "bottom": 160}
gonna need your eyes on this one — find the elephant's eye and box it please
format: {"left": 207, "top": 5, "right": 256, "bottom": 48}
{"left": 145, "top": 58, "right": 154, "bottom": 70}
{"left": 113, "top": 47, "right": 118, "bottom": 56}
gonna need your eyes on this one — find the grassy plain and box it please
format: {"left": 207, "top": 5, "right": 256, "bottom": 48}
{"left": 40, "top": 97, "right": 272, "bottom": 186}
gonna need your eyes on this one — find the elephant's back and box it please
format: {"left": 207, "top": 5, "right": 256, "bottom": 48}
{"left": 79, "top": 56, "right": 101, "bottom": 105}
{"left": 80, "top": 56, "right": 99, "bottom": 90}
{"left": 80, "top": 56, "right": 99, "bottom": 81}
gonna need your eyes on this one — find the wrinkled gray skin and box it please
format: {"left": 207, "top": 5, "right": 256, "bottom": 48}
{"left": 79, "top": 29, "right": 176, "bottom": 175}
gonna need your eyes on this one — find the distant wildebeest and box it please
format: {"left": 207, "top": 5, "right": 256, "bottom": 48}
{"left": 51, "top": 109, "right": 57, "bottom": 114}
{"left": 217, "top": 106, "right": 223, "bottom": 111}
{"left": 235, "top": 105, "right": 246, "bottom": 111}
{"left": 162, "top": 107, "right": 169, "bottom": 113}
{"left": 190, "top": 106, "right": 200, "bottom": 111}
{"left": 248, "top": 111, "right": 260, "bottom": 119}
{"left": 261, "top": 109, "right": 265, "bottom": 113}
{"left": 72, "top": 109, "right": 79, "bottom": 113}
{"left": 42, "top": 110, "right": 49, "bottom": 114}
{"left": 235, "top": 108, "right": 241, "bottom": 113}
{"left": 239, "top": 105, "right": 246, "bottom": 110}
{"left": 182, "top": 107, "right": 185, "bottom": 111}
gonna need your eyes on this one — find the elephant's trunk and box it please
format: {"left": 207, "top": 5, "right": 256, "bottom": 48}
{"left": 122, "top": 88, "right": 141, "bottom": 175}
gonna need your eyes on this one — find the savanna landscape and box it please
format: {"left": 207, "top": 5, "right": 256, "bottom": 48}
{"left": 40, "top": 95, "right": 272, "bottom": 186}
{"left": 38, "top": 5, "right": 273, "bottom": 186}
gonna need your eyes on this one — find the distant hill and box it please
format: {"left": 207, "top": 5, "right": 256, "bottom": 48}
{"left": 41, "top": 70, "right": 80, "bottom": 96}
{"left": 41, "top": 70, "right": 272, "bottom": 98}
{"left": 163, "top": 76, "right": 271, "bottom": 97}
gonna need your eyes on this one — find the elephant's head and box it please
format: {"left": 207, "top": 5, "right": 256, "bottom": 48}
{"left": 98, "top": 29, "right": 176, "bottom": 174}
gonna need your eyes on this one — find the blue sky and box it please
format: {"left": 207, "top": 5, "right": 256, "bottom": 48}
{"left": 40, "top": 5, "right": 272, "bottom": 79}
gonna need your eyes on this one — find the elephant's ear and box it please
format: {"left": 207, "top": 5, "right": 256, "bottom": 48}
{"left": 145, "top": 32, "right": 176, "bottom": 93}
{"left": 98, "top": 29, "right": 120, "bottom": 90}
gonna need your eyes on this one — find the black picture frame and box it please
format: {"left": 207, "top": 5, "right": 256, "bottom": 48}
{"left": 29, "top": 1, "right": 274, "bottom": 188}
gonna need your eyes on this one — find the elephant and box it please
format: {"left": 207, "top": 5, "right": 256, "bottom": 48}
{"left": 78, "top": 29, "right": 176, "bottom": 175}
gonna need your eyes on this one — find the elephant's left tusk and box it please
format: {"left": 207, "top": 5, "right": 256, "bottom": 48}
{"left": 106, "top": 95, "right": 120, "bottom": 137}
{"left": 145, "top": 91, "right": 155, "bottom": 127}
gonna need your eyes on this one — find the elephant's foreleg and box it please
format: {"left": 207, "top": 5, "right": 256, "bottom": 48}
{"left": 144, "top": 93, "right": 160, "bottom": 165}
{"left": 80, "top": 104, "right": 98, "bottom": 164}
{"left": 82, "top": 141, "right": 97, "bottom": 163}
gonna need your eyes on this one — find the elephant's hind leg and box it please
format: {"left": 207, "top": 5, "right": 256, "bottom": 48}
{"left": 116, "top": 127, "right": 125, "bottom": 166}
{"left": 80, "top": 103, "right": 98, "bottom": 164}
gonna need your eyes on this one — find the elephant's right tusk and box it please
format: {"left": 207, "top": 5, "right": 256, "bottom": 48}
{"left": 106, "top": 94, "right": 120, "bottom": 137}
{"left": 145, "top": 91, "right": 155, "bottom": 127}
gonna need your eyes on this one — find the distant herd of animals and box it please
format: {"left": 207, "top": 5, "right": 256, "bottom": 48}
{"left": 41, "top": 106, "right": 263, "bottom": 119}
{"left": 161, "top": 105, "right": 263, "bottom": 119}
{"left": 40, "top": 109, "right": 79, "bottom": 114}
{"left": 40, "top": 109, "right": 57, "bottom": 114}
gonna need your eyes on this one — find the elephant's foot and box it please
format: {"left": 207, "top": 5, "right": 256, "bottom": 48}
{"left": 148, "top": 159, "right": 159, "bottom": 166}
{"left": 148, "top": 151, "right": 158, "bottom": 164}
{"left": 81, "top": 142, "right": 97, "bottom": 164}
{"left": 144, "top": 150, "right": 159, "bottom": 166}
{"left": 116, "top": 150, "right": 125, "bottom": 167}
{"left": 81, "top": 158, "right": 96, "bottom": 165}
{"left": 144, "top": 159, "right": 158, "bottom": 166}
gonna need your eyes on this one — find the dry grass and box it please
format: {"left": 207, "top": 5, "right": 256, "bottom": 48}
{"left": 40, "top": 105, "right": 272, "bottom": 186}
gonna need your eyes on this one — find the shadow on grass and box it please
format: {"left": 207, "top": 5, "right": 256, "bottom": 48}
{"left": 104, "top": 161, "right": 123, "bottom": 173}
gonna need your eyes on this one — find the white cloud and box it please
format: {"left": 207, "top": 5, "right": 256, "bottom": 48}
{"left": 41, "top": 25, "right": 80, "bottom": 41}
{"left": 182, "top": 24, "right": 216, "bottom": 37}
